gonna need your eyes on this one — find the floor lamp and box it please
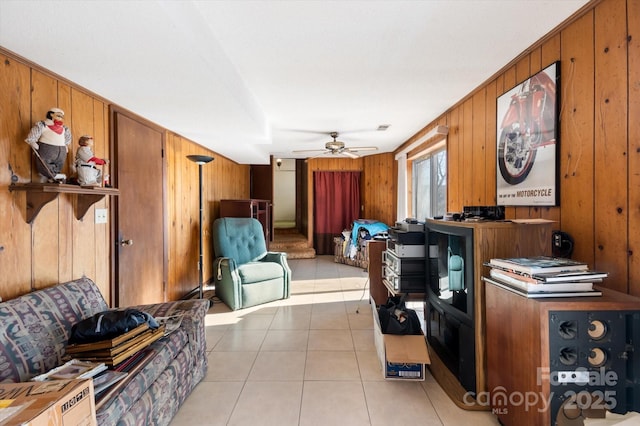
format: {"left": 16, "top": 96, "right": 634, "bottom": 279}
{"left": 187, "top": 154, "right": 214, "bottom": 299}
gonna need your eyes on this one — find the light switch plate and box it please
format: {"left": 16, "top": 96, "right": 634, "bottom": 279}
{"left": 95, "top": 208, "right": 108, "bottom": 224}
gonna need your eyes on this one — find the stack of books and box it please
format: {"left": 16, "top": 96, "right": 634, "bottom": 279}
{"left": 31, "top": 358, "right": 129, "bottom": 400}
{"left": 65, "top": 323, "right": 165, "bottom": 367}
{"left": 485, "top": 256, "right": 607, "bottom": 298}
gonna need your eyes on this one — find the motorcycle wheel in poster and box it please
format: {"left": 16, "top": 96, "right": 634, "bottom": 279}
{"left": 496, "top": 61, "right": 559, "bottom": 206}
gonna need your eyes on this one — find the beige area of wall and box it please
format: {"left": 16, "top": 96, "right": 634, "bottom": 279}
{"left": 273, "top": 159, "right": 296, "bottom": 226}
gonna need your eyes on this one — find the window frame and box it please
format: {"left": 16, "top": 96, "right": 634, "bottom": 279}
{"left": 408, "top": 140, "right": 447, "bottom": 220}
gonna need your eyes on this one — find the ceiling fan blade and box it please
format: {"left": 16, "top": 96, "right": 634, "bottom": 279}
{"left": 279, "top": 128, "right": 334, "bottom": 136}
{"left": 342, "top": 150, "right": 360, "bottom": 159}
{"left": 305, "top": 151, "right": 331, "bottom": 161}
{"left": 292, "top": 148, "right": 328, "bottom": 153}
{"left": 347, "top": 146, "right": 378, "bottom": 152}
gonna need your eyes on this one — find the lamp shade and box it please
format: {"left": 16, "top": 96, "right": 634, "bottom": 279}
{"left": 187, "top": 155, "right": 214, "bottom": 165}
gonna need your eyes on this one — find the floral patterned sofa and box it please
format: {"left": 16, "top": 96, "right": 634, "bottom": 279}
{"left": 0, "top": 277, "right": 209, "bottom": 425}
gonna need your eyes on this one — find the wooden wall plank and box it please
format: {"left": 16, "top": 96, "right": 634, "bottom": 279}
{"left": 57, "top": 82, "right": 73, "bottom": 285}
{"left": 447, "top": 108, "right": 461, "bottom": 211}
{"left": 485, "top": 79, "right": 498, "bottom": 205}
{"left": 462, "top": 99, "right": 473, "bottom": 207}
{"left": 629, "top": 0, "right": 640, "bottom": 296}
{"left": 472, "top": 89, "right": 487, "bottom": 205}
{"left": 30, "top": 70, "right": 61, "bottom": 289}
{"left": 539, "top": 35, "right": 561, "bottom": 224}
{"left": 530, "top": 46, "right": 542, "bottom": 73}
{"left": 0, "top": 53, "right": 32, "bottom": 300}
{"left": 94, "top": 100, "right": 110, "bottom": 301}
{"left": 560, "top": 11, "right": 596, "bottom": 266}
{"left": 594, "top": 0, "right": 628, "bottom": 292}
{"left": 71, "top": 89, "right": 97, "bottom": 282}
{"left": 167, "top": 132, "right": 178, "bottom": 301}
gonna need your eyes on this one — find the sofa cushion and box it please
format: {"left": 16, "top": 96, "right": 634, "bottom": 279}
{"left": 0, "top": 277, "right": 108, "bottom": 383}
{"left": 237, "top": 261, "right": 284, "bottom": 284}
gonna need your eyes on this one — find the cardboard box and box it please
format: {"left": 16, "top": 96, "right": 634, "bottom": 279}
{"left": 372, "top": 297, "right": 431, "bottom": 380}
{"left": 0, "top": 379, "right": 96, "bottom": 426}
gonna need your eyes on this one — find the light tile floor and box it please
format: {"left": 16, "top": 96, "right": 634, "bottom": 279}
{"left": 170, "top": 255, "right": 500, "bottom": 426}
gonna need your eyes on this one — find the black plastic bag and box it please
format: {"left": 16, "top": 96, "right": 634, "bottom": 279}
{"left": 69, "top": 308, "right": 158, "bottom": 344}
{"left": 378, "top": 296, "right": 423, "bottom": 335}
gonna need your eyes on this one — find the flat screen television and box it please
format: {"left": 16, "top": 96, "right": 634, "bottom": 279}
{"left": 426, "top": 221, "right": 475, "bottom": 325}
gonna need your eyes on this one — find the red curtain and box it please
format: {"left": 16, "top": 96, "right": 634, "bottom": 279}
{"left": 313, "top": 171, "right": 361, "bottom": 255}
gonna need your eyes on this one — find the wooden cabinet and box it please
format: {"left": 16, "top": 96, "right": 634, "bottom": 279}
{"left": 219, "top": 199, "right": 272, "bottom": 244}
{"left": 485, "top": 281, "right": 640, "bottom": 426}
{"left": 367, "top": 240, "right": 387, "bottom": 305}
{"left": 424, "top": 219, "right": 553, "bottom": 410}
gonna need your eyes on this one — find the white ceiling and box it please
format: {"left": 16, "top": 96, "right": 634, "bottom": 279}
{"left": 0, "top": 0, "right": 590, "bottom": 164}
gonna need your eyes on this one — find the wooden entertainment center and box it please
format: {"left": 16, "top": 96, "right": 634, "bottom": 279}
{"left": 423, "top": 219, "right": 553, "bottom": 410}
{"left": 367, "top": 219, "right": 554, "bottom": 410}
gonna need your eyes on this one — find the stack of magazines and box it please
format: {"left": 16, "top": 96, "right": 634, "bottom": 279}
{"left": 484, "top": 256, "right": 607, "bottom": 298}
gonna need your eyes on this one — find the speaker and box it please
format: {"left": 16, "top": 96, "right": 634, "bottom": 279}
{"left": 548, "top": 310, "right": 640, "bottom": 425}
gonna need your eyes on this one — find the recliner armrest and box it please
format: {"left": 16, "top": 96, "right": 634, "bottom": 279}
{"left": 261, "top": 251, "right": 286, "bottom": 264}
{"left": 260, "top": 251, "right": 291, "bottom": 298}
{"left": 215, "top": 256, "right": 238, "bottom": 279}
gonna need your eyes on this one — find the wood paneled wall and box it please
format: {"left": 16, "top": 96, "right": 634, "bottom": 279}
{"left": 0, "top": 48, "right": 250, "bottom": 303}
{"left": 166, "top": 132, "right": 249, "bottom": 301}
{"left": 0, "top": 51, "right": 112, "bottom": 301}
{"left": 362, "top": 153, "right": 396, "bottom": 225}
{"left": 398, "top": 0, "right": 639, "bottom": 295}
{"left": 305, "top": 153, "right": 396, "bottom": 242}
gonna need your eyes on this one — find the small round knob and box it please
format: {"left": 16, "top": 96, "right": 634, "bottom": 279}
{"left": 120, "top": 239, "right": 134, "bottom": 247}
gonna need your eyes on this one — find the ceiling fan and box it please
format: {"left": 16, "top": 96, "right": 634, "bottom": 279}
{"left": 292, "top": 132, "right": 378, "bottom": 159}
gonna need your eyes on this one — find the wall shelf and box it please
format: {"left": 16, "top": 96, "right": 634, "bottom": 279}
{"left": 9, "top": 183, "right": 119, "bottom": 223}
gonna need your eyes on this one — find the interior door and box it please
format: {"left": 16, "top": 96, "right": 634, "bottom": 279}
{"left": 112, "top": 108, "right": 166, "bottom": 307}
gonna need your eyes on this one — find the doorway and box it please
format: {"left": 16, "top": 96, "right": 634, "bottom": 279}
{"left": 273, "top": 159, "right": 296, "bottom": 229}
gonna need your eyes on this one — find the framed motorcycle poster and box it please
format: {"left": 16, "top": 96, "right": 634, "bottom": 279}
{"left": 496, "top": 61, "right": 559, "bottom": 206}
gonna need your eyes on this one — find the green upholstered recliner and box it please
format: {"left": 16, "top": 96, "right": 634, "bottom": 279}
{"left": 212, "top": 217, "right": 291, "bottom": 310}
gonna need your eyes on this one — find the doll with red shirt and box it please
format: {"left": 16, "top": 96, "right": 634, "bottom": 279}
{"left": 25, "top": 107, "right": 72, "bottom": 182}
{"left": 75, "top": 135, "right": 109, "bottom": 186}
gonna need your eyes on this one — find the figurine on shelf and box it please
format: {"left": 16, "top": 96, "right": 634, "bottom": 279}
{"left": 25, "top": 107, "right": 72, "bottom": 183}
{"left": 75, "top": 135, "right": 109, "bottom": 186}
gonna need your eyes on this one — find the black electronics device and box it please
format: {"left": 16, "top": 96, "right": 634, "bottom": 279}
{"left": 463, "top": 205, "right": 505, "bottom": 221}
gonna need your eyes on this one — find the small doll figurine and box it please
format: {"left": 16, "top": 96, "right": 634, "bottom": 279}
{"left": 25, "top": 107, "right": 72, "bottom": 182}
{"left": 75, "top": 135, "right": 109, "bottom": 186}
